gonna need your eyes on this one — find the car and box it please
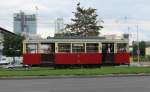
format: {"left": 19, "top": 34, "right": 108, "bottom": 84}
{"left": 3, "top": 64, "right": 30, "bottom": 69}
{"left": 0, "top": 57, "right": 9, "bottom": 65}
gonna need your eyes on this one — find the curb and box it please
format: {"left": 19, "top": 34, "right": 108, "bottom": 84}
{"left": 0, "top": 74, "right": 150, "bottom": 80}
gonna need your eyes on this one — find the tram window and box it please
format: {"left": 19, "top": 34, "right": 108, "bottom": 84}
{"left": 40, "top": 44, "right": 52, "bottom": 54}
{"left": 86, "top": 43, "right": 99, "bottom": 53}
{"left": 117, "top": 43, "right": 127, "bottom": 52}
{"left": 58, "top": 43, "right": 71, "bottom": 53}
{"left": 26, "top": 44, "right": 37, "bottom": 53}
{"left": 72, "top": 43, "right": 85, "bottom": 53}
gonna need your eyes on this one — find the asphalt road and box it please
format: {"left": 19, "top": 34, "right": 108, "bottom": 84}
{"left": 0, "top": 76, "right": 150, "bottom": 92}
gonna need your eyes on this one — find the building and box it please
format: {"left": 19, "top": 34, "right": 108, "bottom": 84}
{"left": 13, "top": 11, "right": 37, "bottom": 35}
{"left": 0, "top": 27, "right": 16, "bottom": 58}
{"left": 145, "top": 42, "right": 150, "bottom": 56}
{"left": 55, "top": 18, "right": 64, "bottom": 34}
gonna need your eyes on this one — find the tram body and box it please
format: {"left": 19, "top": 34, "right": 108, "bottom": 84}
{"left": 23, "top": 37, "right": 130, "bottom": 67}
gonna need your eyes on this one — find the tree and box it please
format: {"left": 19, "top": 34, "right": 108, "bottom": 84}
{"left": 65, "top": 3, "right": 103, "bottom": 36}
{"left": 139, "top": 41, "right": 146, "bottom": 56}
{"left": 3, "top": 34, "right": 24, "bottom": 57}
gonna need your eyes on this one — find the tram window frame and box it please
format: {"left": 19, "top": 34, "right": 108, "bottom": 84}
{"left": 26, "top": 43, "right": 38, "bottom": 54}
{"left": 58, "top": 43, "right": 71, "bottom": 53}
{"left": 72, "top": 43, "right": 85, "bottom": 53}
{"left": 86, "top": 43, "right": 99, "bottom": 53}
{"left": 117, "top": 43, "right": 127, "bottom": 53}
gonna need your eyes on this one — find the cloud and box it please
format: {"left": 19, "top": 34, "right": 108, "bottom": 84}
{"left": 0, "top": 0, "right": 23, "bottom": 7}
{"left": 37, "top": 27, "right": 54, "bottom": 38}
{"left": 37, "top": 23, "right": 55, "bottom": 38}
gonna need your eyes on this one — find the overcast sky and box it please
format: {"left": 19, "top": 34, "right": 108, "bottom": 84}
{"left": 0, "top": 0, "right": 150, "bottom": 42}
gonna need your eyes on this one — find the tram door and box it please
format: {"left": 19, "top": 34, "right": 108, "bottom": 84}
{"left": 41, "top": 43, "right": 55, "bottom": 64}
{"left": 102, "top": 43, "right": 114, "bottom": 64}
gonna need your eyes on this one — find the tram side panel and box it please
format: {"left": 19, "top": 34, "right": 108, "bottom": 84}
{"left": 23, "top": 53, "right": 41, "bottom": 65}
{"left": 55, "top": 53, "right": 102, "bottom": 65}
{"left": 79, "top": 53, "right": 102, "bottom": 64}
{"left": 55, "top": 53, "right": 78, "bottom": 64}
{"left": 115, "top": 53, "right": 130, "bottom": 65}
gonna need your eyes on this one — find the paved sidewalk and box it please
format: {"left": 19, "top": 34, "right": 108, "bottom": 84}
{"left": 131, "top": 62, "right": 150, "bottom": 67}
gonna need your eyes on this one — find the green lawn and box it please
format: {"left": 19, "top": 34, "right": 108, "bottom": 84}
{"left": 0, "top": 67, "right": 150, "bottom": 77}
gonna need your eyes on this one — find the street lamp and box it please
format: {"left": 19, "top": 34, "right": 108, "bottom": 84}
{"left": 136, "top": 25, "right": 140, "bottom": 65}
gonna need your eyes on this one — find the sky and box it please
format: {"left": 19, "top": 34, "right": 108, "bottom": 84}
{"left": 0, "top": 0, "right": 150, "bottom": 42}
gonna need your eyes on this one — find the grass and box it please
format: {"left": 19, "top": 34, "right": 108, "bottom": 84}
{"left": 0, "top": 67, "right": 150, "bottom": 77}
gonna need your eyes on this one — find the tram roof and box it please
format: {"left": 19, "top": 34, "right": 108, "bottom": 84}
{"left": 23, "top": 36, "right": 129, "bottom": 43}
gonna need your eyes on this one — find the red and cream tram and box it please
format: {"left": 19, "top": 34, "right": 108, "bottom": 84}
{"left": 23, "top": 36, "right": 130, "bottom": 67}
